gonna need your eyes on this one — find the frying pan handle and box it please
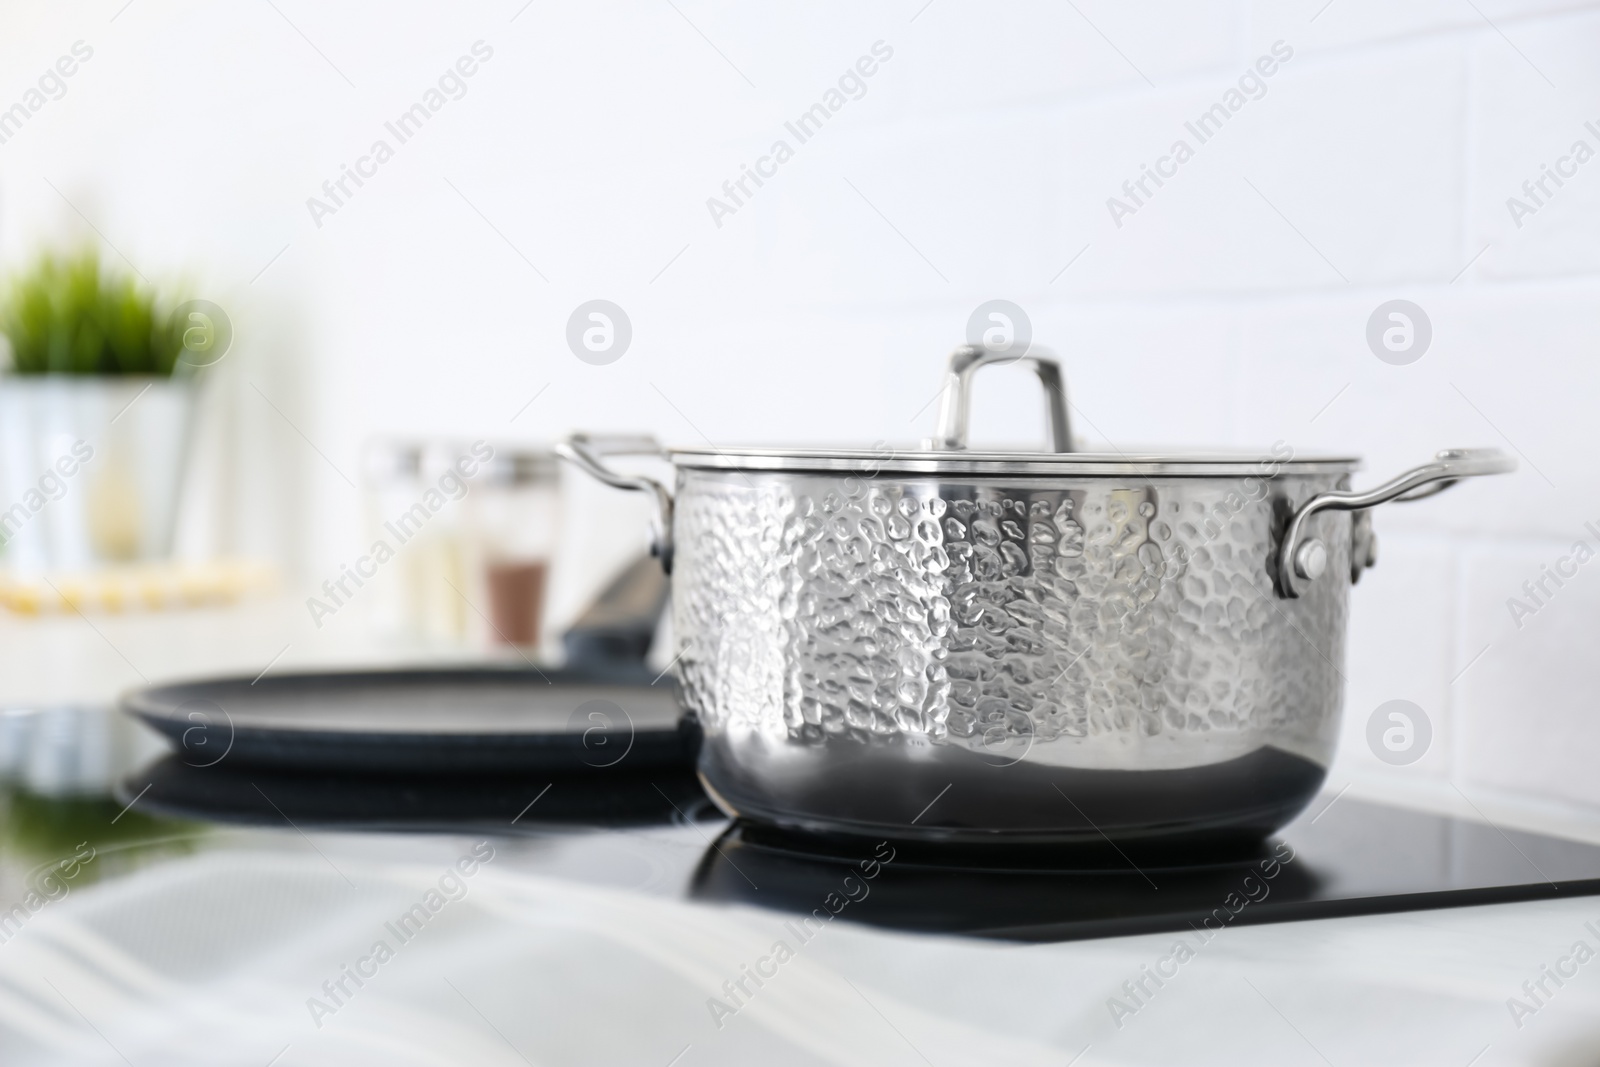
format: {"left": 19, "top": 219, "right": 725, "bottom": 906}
{"left": 556, "top": 434, "right": 676, "bottom": 573}
{"left": 1277, "top": 448, "right": 1515, "bottom": 598}
{"left": 929, "top": 345, "right": 1075, "bottom": 452}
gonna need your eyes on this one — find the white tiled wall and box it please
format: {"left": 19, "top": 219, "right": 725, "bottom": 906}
{"left": 1, "top": 1, "right": 1597, "bottom": 819}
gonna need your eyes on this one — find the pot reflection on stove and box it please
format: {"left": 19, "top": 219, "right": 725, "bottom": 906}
{"left": 690, "top": 821, "right": 1324, "bottom": 943}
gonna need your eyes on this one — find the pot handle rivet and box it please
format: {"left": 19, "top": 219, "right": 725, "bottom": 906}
{"left": 1276, "top": 447, "right": 1516, "bottom": 598}
{"left": 1294, "top": 539, "right": 1328, "bottom": 581}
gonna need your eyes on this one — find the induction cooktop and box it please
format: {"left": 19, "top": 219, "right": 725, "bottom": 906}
{"left": 122, "top": 759, "right": 1600, "bottom": 943}
{"left": 692, "top": 791, "right": 1600, "bottom": 942}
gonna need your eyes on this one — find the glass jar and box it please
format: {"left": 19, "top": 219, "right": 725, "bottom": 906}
{"left": 465, "top": 448, "right": 561, "bottom": 649}
{"left": 360, "top": 439, "right": 426, "bottom": 640}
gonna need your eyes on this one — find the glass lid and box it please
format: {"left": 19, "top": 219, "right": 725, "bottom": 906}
{"left": 668, "top": 347, "right": 1359, "bottom": 477}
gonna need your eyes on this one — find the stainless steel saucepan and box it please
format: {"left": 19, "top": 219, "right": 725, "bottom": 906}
{"left": 559, "top": 347, "right": 1513, "bottom": 845}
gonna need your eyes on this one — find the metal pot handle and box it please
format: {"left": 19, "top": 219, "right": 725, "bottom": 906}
{"left": 1277, "top": 448, "right": 1515, "bottom": 598}
{"left": 929, "top": 345, "right": 1075, "bottom": 451}
{"left": 555, "top": 434, "right": 676, "bottom": 573}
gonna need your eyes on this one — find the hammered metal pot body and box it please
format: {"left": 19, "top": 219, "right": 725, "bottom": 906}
{"left": 673, "top": 468, "right": 1353, "bottom": 845}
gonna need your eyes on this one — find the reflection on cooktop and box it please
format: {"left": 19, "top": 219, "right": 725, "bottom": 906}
{"left": 122, "top": 755, "right": 720, "bottom": 832}
{"left": 117, "top": 757, "right": 1600, "bottom": 944}
{"left": 691, "top": 797, "right": 1600, "bottom": 942}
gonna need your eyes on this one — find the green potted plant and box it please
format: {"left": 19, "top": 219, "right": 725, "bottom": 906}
{"left": 0, "top": 249, "right": 202, "bottom": 572}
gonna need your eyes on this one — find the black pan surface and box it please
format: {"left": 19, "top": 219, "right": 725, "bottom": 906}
{"left": 121, "top": 666, "right": 694, "bottom": 774}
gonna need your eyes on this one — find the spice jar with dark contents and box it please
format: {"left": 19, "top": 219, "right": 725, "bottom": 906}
{"left": 471, "top": 449, "right": 561, "bottom": 649}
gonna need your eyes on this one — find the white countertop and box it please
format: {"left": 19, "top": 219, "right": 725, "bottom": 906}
{"left": 0, "top": 825, "right": 1597, "bottom": 1066}
{"left": 0, "top": 596, "right": 533, "bottom": 709}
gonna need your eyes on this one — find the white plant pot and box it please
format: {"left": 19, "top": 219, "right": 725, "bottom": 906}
{"left": 0, "top": 376, "right": 196, "bottom": 572}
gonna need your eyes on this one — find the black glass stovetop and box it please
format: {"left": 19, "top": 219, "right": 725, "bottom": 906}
{"left": 119, "top": 755, "right": 1600, "bottom": 943}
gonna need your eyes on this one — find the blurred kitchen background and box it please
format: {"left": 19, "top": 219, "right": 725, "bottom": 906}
{"left": 0, "top": 2, "right": 1596, "bottom": 826}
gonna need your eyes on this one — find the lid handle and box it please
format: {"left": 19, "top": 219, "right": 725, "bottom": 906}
{"left": 929, "top": 345, "right": 1074, "bottom": 452}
